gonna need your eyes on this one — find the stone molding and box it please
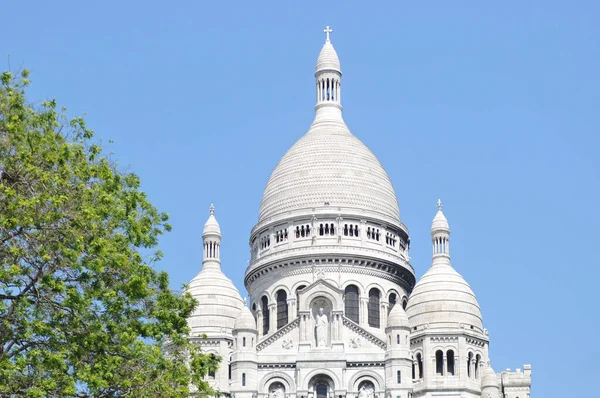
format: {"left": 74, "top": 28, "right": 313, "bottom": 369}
{"left": 257, "top": 318, "right": 299, "bottom": 352}
{"left": 342, "top": 317, "right": 386, "bottom": 349}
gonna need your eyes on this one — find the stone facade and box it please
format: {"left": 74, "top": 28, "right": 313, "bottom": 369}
{"left": 189, "top": 28, "right": 532, "bottom": 398}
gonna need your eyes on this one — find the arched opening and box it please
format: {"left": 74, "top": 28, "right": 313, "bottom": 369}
{"left": 388, "top": 292, "right": 397, "bottom": 313}
{"left": 358, "top": 380, "right": 375, "bottom": 398}
{"left": 296, "top": 285, "right": 306, "bottom": 315}
{"left": 417, "top": 353, "right": 423, "bottom": 379}
{"left": 242, "top": 336, "right": 246, "bottom": 347}
{"left": 276, "top": 290, "right": 288, "bottom": 329}
{"left": 261, "top": 296, "right": 269, "bottom": 335}
{"left": 412, "top": 360, "right": 416, "bottom": 380}
{"left": 309, "top": 374, "right": 334, "bottom": 398}
{"left": 402, "top": 296, "right": 408, "bottom": 310}
{"left": 242, "top": 373, "right": 246, "bottom": 386}
{"left": 344, "top": 285, "right": 360, "bottom": 323}
{"left": 467, "top": 352, "right": 473, "bottom": 378}
{"left": 368, "top": 288, "right": 381, "bottom": 328}
{"left": 319, "top": 224, "right": 324, "bottom": 236}
{"left": 228, "top": 356, "right": 232, "bottom": 380}
{"left": 447, "top": 350, "right": 455, "bottom": 375}
{"left": 397, "top": 370, "right": 401, "bottom": 384}
{"left": 436, "top": 350, "right": 444, "bottom": 375}
{"left": 475, "top": 354, "right": 481, "bottom": 379}
{"left": 269, "top": 382, "right": 286, "bottom": 398}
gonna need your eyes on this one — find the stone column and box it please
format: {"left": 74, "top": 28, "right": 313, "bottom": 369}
{"left": 257, "top": 310, "right": 263, "bottom": 338}
{"left": 269, "top": 303, "right": 277, "bottom": 333}
{"left": 288, "top": 298, "right": 296, "bottom": 322}
{"left": 360, "top": 298, "right": 369, "bottom": 327}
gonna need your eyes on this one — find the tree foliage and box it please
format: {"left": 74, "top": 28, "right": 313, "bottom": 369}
{"left": 0, "top": 70, "right": 218, "bottom": 397}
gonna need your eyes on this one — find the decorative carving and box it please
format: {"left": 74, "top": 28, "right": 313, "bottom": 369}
{"left": 358, "top": 381, "right": 375, "bottom": 398}
{"left": 257, "top": 318, "right": 300, "bottom": 352}
{"left": 282, "top": 338, "right": 293, "bottom": 350}
{"left": 342, "top": 317, "right": 386, "bottom": 349}
{"left": 349, "top": 337, "right": 361, "bottom": 348}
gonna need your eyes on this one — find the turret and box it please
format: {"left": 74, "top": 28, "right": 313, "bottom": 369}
{"left": 231, "top": 304, "right": 258, "bottom": 398}
{"left": 385, "top": 304, "right": 412, "bottom": 398}
{"left": 481, "top": 363, "right": 500, "bottom": 397}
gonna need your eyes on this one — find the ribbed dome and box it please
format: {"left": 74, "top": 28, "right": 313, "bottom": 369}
{"left": 316, "top": 40, "right": 341, "bottom": 73}
{"left": 387, "top": 303, "right": 410, "bottom": 328}
{"left": 406, "top": 261, "right": 483, "bottom": 332}
{"left": 203, "top": 205, "right": 221, "bottom": 237}
{"left": 431, "top": 209, "right": 449, "bottom": 232}
{"left": 234, "top": 305, "right": 257, "bottom": 331}
{"left": 258, "top": 121, "right": 401, "bottom": 224}
{"left": 187, "top": 267, "right": 244, "bottom": 336}
{"left": 482, "top": 366, "right": 499, "bottom": 388}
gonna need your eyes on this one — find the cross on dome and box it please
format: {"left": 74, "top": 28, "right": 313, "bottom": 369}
{"left": 323, "top": 25, "right": 332, "bottom": 41}
{"left": 437, "top": 199, "right": 443, "bottom": 211}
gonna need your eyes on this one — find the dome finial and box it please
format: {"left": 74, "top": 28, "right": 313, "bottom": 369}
{"left": 323, "top": 25, "right": 332, "bottom": 42}
{"left": 437, "top": 198, "right": 443, "bottom": 211}
{"left": 209, "top": 203, "right": 215, "bottom": 215}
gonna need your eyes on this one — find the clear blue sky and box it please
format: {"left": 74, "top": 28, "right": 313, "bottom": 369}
{"left": 2, "top": 1, "right": 599, "bottom": 396}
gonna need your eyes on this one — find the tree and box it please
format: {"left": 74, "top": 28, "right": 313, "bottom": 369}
{"left": 0, "top": 70, "right": 219, "bottom": 397}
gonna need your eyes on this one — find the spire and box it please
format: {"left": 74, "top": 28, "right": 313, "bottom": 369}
{"left": 202, "top": 204, "right": 222, "bottom": 269}
{"left": 314, "top": 26, "right": 342, "bottom": 121}
{"left": 431, "top": 199, "right": 450, "bottom": 262}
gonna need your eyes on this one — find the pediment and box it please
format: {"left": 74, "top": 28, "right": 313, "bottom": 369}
{"left": 297, "top": 278, "right": 344, "bottom": 312}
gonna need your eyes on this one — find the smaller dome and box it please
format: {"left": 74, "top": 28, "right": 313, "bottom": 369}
{"left": 431, "top": 200, "right": 449, "bottom": 233}
{"left": 203, "top": 204, "right": 221, "bottom": 237}
{"left": 187, "top": 267, "right": 244, "bottom": 336}
{"left": 234, "top": 305, "right": 257, "bottom": 331}
{"left": 387, "top": 303, "right": 409, "bottom": 329}
{"left": 316, "top": 40, "right": 341, "bottom": 73}
{"left": 406, "top": 262, "right": 483, "bottom": 332}
{"left": 482, "top": 366, "right": 499, "bottom": 389}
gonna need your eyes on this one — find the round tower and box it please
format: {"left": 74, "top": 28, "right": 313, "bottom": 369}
{"left": 231, "top": 305, "right": 259, "bottom": 398}
{"left": 385, "top": 304, "right": 413, "bottom": 398}
{"left": 406, "top": 201, "right": 488, "bottom": 397}
{"left": 186, "top": 205, "right": 244, "bottom": 395}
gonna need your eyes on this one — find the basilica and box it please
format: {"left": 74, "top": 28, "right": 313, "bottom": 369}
{"left": 186, "top": 28, "right": 532, "bottom": 398}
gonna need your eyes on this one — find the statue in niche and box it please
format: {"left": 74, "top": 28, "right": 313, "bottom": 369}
{"left": 315, "top": 307, "right": 328, "bottom": 347}
{"left": 357, "top": 382, "right": 375, "bottom": 398}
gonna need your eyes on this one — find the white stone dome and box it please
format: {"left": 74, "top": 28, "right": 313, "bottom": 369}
{"left": 258, "top": 121, "right": 401, "bottom": 224}
{"left": 482, "top": 366, "right": 499, "bottom": 388}
{"left": 234, "top": 305, "right": 257, "bottom": 331}
{"left": 387, "top": 303, "right": 410, "bottom": 329}
{"left": 431, "top": 209, "right": 449, "bottom": 233}
{"left": 187, "top": 267, "right": 244, "bottom": 336}
{"left": 406, "top": 261, "right": 483, "bottom": 332}
{"left": 316, "top": 40, "right": 340, "bottom": 73}
{"left": 203, "top": 204, "right": 221, "bottom": 237}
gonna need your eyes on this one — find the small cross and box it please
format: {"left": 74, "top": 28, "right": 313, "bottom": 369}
{"left": 209, "top": 203, "right": 215, "bottom": 215}
{"left": 437, "top": 199, "right": 443, "bottom": 211}
{"left": 323, "top": 25, "right": 332, "bottom": 41}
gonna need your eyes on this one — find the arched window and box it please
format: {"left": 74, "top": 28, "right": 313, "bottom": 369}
{"left": 344, "top": 285, "right": 360, "bottom": 324}
{"left": 447, "top": 350, "right": 455, "bottom": 375}
{"left": 354, "top": 225, "right": 359, "bottom": 236}
{"left": 242, "top": 337, "right": 246, "bottom": 347}
{"left": 228, "top": 356, "right": 232, "bottom": 380}
{"left": 475, "top": 354, "right": 481, "bottom": 379}
{"left": 397, "top": 370, "right": 401, "bottom": 384}
{"left": 344, "top": 224, "right": 349, "bottom": 236}
{"left": 296, "top": 285, "right": 306, "bottom": 315}
{"left": 261, "top": 296, "right": 269, "bottom": 335}
{"left": 388, "top": 292, "right": 397, "bottom": 313}
{"left": 402, "top": 297, "right": 408, "bottom": 310}
{"left": 417, "top": 353, "right": 423, "bottom": 379}
{"left": 330, "top": 223, "right": 335, "bottom": 235}
{"left": 316, "top": 383, "right": 328, "bottom": 398}
{"left": 436, "top": 350, "right": 444, "bottom": 375}
{"left": 319, "top": 224, "right": 324, "bottom": 236}
{"left": 325, "top": 224, "right": 329, "bottom": 234}
{"left": 412, "top": 361, "right": 416, "bottom": 380}
{"left": 467, "top": 352, "right": 473, "bottom": 378}
{"left": 368, "top": 288, "right": 381, "bottom": 328}
{"left": 276, "top": 290, "right": 288, "bottom": 329}
{"left": 242, "top": 373, "right": 246, "bottom": 386}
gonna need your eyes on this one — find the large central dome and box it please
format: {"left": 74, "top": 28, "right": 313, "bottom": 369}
{"left": 257, "top": 36, "right": 400, "bottom": 226}
{"left": 258, "top": 121, "right": 401, "bottom": 224}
